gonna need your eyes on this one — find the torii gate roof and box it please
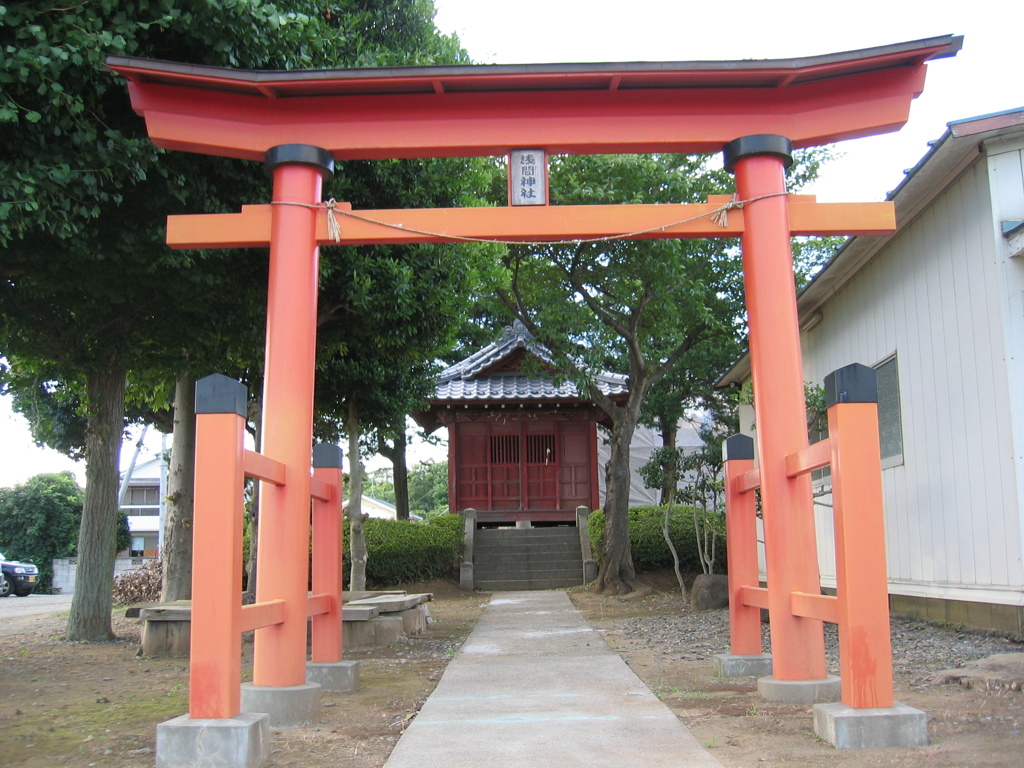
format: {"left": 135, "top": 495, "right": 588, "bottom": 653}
{"left": 107, "top": 35, "right": 961, "bottom": 161}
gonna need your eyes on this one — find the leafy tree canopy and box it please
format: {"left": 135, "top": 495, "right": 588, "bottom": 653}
{"left": 0, "top": 471, "right": 83, "bottom": 591}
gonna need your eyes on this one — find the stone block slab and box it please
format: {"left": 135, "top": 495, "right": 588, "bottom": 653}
{"left": 758, "top": 674, "right": 841, "bottom": 704}
{"left": 307, "top": 660, "right": 360, "bottom": 693}
{"left": 343, "top": 616, "right": 406, "bottom": 650}
{"left": 346, "top": 593, "right": 432, "bottom": 612}
{"left": 156, "top": 712, "right": 268, "bottom": 768}
{"left": 714, "top": 653, "right": 773, "bottom": 678}
{"left": 813, "top": 701, "right": 928, "bottom": 748}
{"left": 241, "top": 682, "right": 321, "bottom": 729}
{"left": 341, "top": 605, "right": 379, "bottom": 621}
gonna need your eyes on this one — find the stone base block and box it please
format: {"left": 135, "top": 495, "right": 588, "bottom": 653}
{"left": 156, "top": 712, "right": 268, "bottom": 768}
{"left": 758, "top": 674, "right": 841, "bottom": 704}
{"left": 241, "top": 682, "right": 321, "bottom": 729}
{"left": 714, "top": 653, "right": 773, "bottom": 678}
{"left": 307, "top": 660, "right": 360, "bottom": 693}
{"left": 813, "top": 701, "right": 928, "bottom": 748}
{"left": 460, "top": 562, "right": 474, "bottom": 590}
{"left": 343, "top": 616, "right": 406, "bottom": 650}
{"left": 398, "top": 604, "right": 430, "bottom": 635}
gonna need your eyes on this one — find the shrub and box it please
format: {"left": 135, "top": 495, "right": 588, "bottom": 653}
{"left": 344, "top": 513, "right": 463, "bottom": 588}
{"left": 588, "top": 506, "right": 726, "bottom": 575}
{"left": 112, "top": 559, "right": 163, "bottom": 605}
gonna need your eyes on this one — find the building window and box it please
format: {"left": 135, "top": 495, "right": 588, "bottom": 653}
{"left": 875, "top": 354, "right": 904, "bottom": 467}
{"left": 128, "top": 486, "right": 159, "bottom": 505}
{"left": 130, "top": 536, "right": 146, "bottom": 557}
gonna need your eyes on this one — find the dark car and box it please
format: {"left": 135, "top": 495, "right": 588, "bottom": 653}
{"left": 0, "top": 550, "right": 39, "bottom": 597}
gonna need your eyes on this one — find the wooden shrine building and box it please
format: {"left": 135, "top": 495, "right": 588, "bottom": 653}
{"left": 414, "top": 322, "right": 627, "bottom": 526}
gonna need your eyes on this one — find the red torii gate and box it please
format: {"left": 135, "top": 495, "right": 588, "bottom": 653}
{"left": 108, "top": 34, "right": 961, "bottom": 765}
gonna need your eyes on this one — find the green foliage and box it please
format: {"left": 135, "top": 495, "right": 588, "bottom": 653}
{"left": 408, "top": 460, "right": 448, "bottom": 515}
{"left": 738, "top": 381, "right": 828, "bottom": 437}
{"left": 363, "top": 468, "right": 397, "bottom": 506}
{"left": 361, "top": 460, "right": 449, "bottom": 515}
{"left": 343, "top": 513, "right": 463, "bottom": 588}
{"left": 0, "top": 472, "right": 83, "bottom": 591}
{"left": 588, "top": 506, "right": 726, "bottom": 575}
{"left": 116, "top": 510, "right": 131, "bottom": 555}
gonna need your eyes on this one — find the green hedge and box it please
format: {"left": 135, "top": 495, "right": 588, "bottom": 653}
{"left": 587, "top": 505, "right": 726, "bottom": 574}
{"left": 344, "top": 513, "right": 464, "bottom": 588}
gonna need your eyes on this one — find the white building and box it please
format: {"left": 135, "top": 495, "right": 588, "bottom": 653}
{"left": 720, "top": 107, "right": 1024, "bottom": 636}
{"left": 119, "top": 455, "right": 167, "bottom": 557}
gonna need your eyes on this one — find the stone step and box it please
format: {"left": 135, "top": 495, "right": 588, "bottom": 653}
{"left": 476, "top": 528, "right": 579, "bottom": 541}
{"left": 475, "top": 558, "right": 583, "bottom": 573}
{"left": 475, "top": 575, "right": 584, "bottom": 591}
{"left": 471, "top": 526, "right": 586, "bottom": 591}
{"left": 475, "top": 543, "right": 581, "bottom": 557}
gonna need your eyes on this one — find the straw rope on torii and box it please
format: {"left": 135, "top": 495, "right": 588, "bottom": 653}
{"left": 269, "top": 191, "right": 783, "bottom": 246}
{"left": 172, "top": 192, "right": 894, "bottom": 250}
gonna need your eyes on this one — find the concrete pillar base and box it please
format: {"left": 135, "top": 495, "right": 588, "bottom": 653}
{"left": 758, "top": 674, "right": 841, "bottom": 704}
{"left": 460, "top": 561, "right": 474, "bottom": 591}
{"left": 714, "top": 653, "right": 773, "bottom": 678}
{"left": 241, "top": 681, "right": 321, "bottom": 728}
{"left": 156, "top": 712, "right": 269, "bottom": 768}
{"left": 306, "top": 660, "right": 360, "bottom": 693}
{"left": 814, "top": 701, "right": 928, "bottom": 749}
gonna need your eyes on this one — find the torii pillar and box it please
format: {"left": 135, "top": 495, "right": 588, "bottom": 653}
{"left": 239, "top": 145, "right": 336, "bottom": 723}
{"left": 725, "top": 135, "right": 834, "bottom": 696}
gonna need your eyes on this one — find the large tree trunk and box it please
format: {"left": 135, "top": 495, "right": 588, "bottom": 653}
{"left": 596, "top": 412, "right": 642, "bottom": 595}
{"left": 160, "top": 373, "right": 196, "bottom": 602}
{"left": 391, "top": 429, "right": 410, "bottom": 521}
{"left": 659, "top": 418, "right": 679, "bottom": 505}
{"left": 346, "top": 402, "right": 369, "bottom": 591}
{"left": 65, "top": 365, "right": 126, "bottom": 641}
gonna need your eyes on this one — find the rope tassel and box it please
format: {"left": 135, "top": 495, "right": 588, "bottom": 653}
{"left": 323, "top": 199, "right": 342, "bottom": 242}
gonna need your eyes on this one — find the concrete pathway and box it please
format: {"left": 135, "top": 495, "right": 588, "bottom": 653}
{"left": 383, "top": 590, "right": 724, "bottom": 768}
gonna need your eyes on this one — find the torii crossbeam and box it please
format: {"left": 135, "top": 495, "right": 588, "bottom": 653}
{"left": 108, "top": 35, "right": 961, "bottom": 766}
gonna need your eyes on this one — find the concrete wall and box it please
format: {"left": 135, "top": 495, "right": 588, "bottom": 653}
{"left": 52, "top": 556, "right": 157, "bottom": 594}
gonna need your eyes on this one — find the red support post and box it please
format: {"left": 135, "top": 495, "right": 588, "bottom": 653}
{"left": 189, "top": 375, "right": 248, "bottom": 719}
{"left": 725, "top": 135, "right": 827, "bottom": 681}
{"left": 253, "top": 145, "right": 335, "bottom": 687}
{"left": 824, "top": 364, "right": 895, "bottom": 709}
{"left": 311, "top": 443, "right": 345, "bottom": 663}
{"left": 723, "top": 434, "right": 763, "bottom": 656}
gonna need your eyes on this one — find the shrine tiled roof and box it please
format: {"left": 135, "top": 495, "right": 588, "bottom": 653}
{"left": 434, "top": 321, "right": 628, "bottom": 402}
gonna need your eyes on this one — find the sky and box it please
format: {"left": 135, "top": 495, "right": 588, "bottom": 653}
{"left": 1, "top": 0, "right": 1020, "bottom": 489}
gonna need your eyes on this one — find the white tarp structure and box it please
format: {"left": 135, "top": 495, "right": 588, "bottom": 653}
{"left": 596, "top": 416, "right": 706, "bottom": 508}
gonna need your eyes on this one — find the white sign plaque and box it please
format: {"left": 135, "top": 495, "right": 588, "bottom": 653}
{"left": 510, "top": 149, "right": 547, "bottom": 206}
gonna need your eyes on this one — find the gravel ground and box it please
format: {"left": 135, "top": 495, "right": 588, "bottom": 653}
{"left": 614, "top": 608, "right": 1024, "bottom": 679}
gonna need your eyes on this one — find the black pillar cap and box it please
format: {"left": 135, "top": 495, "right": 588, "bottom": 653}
{"left": 723, "top": 134, "right": 794, "bottom": 174}
{"left": 312, "top": 443, "right": 344, "bottom": 469}
{"left": 723, "top": 433, "right": 755, "bottom": 462}
{"left": 824, "top": 363, "right": 878, "bottom": 407}
{"left": 195, "top": 373, "right": 247, "bottom": 416}
{"left": 264, "top": 144, "right": 335, "bottom": 180}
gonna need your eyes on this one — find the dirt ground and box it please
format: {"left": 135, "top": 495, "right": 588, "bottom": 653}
{"left": 569, "top": 575, "right": 1023, "bottom": 768}
{"left": 0, "top": 575, "right": 1021, "bottom": 768}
